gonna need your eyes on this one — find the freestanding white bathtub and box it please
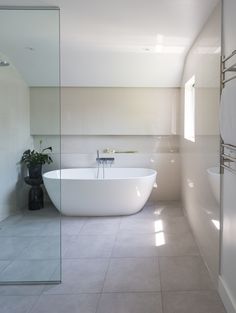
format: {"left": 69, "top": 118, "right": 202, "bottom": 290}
{"left": 43, "top": 168, "right": 157, "bottom": 216}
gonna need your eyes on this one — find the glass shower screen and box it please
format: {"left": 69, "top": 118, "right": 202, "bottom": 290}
{"left": 0, "top": 7, "right": 61, "bottom": 284}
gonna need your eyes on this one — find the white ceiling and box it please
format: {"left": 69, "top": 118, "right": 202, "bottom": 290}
{"left": 0, "top": 0, "right": 219, "bottom": 87}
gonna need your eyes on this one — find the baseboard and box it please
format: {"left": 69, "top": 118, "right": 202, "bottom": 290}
{"left": 219, "top": 276, "right": 236, "bottom": 313}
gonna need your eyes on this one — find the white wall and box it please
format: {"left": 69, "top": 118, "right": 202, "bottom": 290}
{"left": 31, "top": 87, "right": 181, "bottom": 201}
{"left": 219, "top": 0, "right": 236, "bottom": 312}
{"left": 0, "top": 55, "right": 32, "bottom": 221}
{"left": 31, "top": 87, "right": 179, "bottom": 135}
{"left": 33, "top": 134, "right": 181, "bottom": 201}
{"left": 180, "top": 4, "right": 221, "bottom": 285}
{"left": 30, "top": 88, "right": 60, "bottom": 135}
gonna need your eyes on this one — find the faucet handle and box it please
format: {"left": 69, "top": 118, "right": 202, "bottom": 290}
{"left": 97, "top": 150, "right": 99, "bottom": 158}
{"left": 103, "top": 148, "right": 115, "bottom": 154}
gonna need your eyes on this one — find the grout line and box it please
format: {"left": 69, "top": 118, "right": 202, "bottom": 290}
{"left": 157, "top": 254, "right": 165, "bottom": 313}
{"left": 2, "top": 288, "right": 216, "bottom": 297}
{"left": 27, "top": 295, "right": 43, "bottom": 313}
{"left": 75, "top": 217, "right": 89, "bottom": 235}
{"left": 0, "top": 202, "right": 220, "bottom": 312}
{"left": 94, "top": 217, "right": 122, "bottom": 313}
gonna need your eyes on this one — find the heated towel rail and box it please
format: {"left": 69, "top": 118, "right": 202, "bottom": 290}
{"left": 220, "top": 49, "right": 236, "bottom": 174}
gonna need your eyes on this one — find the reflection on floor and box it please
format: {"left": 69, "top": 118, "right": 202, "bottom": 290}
{"left": 0, "top": 201, "right": 226, "bottom": 313}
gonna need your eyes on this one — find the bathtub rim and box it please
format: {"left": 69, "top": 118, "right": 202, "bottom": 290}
{"left": 43, "top": 167, "right": 157, "bottom": 181}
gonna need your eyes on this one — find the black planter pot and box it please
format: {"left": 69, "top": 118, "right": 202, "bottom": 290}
{"left": 28, "top": 164, "right": 42, "bottom": 179}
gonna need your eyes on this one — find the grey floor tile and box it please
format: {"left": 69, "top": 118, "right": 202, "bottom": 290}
{"left": 119, "top": 219, "right": 156, "bottom": 234}
{"left": 44, "top": 259, "right": 109, "bottom": 294}
{"left": 159, "top": 256, "right": 214, "bottom": 291}
{"left": 0, "top": 237, "right": 32, "bottom": 260}
{"left": 135, "top": 201, "right": 184, "bottom": 220}
{"left": 30, "top": 294, "right": 99, "bottom": 313}
{"left": 112, "top": 233, "right": 158, "bottom": 257}
{"left": 18, "top": 236, "right": 60, "bottom": 260}
{"left": 161, "top": 217, "right": 191, "bottom": 235}
{"left": 62, "top": 217, "right": 87, "bottom": 235}
{"left": 119, "top": 214, "right": 189, "bottom": 235}
{"left": 22, "top": 214, "right": 58, "bottom": 224}
{"left": 39, "top": 221, "right": 60, "bottom": 236}
{"left": 64, "top": 235, "right": 116, "bottom": 258}
{"left": 157, "top": 232, "right": 199, "bottom": 256}
{"left": 61, "top": 235, "right": 74, "bottom": 256}
{"left": 80, "top": 218, "right": 121, "bottom": 235}
{"left": 0, "top": 260, "right": 60, "bottom": 282}
{"left": 0, "top": 214, "right": 23, "bottom": 229}
{"left": 103, "top": 257, "right": 161, "bottom": 292}
{"left": 97, "top": 292, "right": 163, "bottom": 313}
{"left": 162, "top": 291, "right": 226, "bottom": 313}
{"left": 0, "top": 261, "right": 10, "bottom": 273}
{"left": 23, "top": 206, "right": 59, "bottom": 218}
{"left": 0, "top": 284, "right": 45, "bottom": 296}
{"left": 0, "top": 295, "right": 38, "bottom": 313}
{"left": 0, "top": 221, "right": 46, "bottom": 237}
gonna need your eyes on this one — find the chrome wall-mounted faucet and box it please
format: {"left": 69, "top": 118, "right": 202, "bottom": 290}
{"left": 96, "top": 150, "right": 115, "bottom": 178}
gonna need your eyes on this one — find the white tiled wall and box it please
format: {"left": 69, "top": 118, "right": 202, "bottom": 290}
{"left": 31, "top": 86, "right": 182, "bottom": 201}
{"left": 34, "top": 135, "right": 181, "bottom": 201}
{"left": 30, "top": 87, "right": 180, "bottom": 136}
{"left": 180, "top": 4, "right": 221, "bottom": 285}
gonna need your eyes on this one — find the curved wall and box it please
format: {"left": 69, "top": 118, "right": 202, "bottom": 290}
{"left": 180, "top": 3, "right": 221, "bottom": 285}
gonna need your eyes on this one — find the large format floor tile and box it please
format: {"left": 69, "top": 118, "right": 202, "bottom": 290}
{"left": 0, "top": 237, "right": 32, "bottom": 259}
{"left": 132, "top": 201, "right": 184, "bottom": 220}
{"left": 159, "top": 256, "right": 214, "bottom": 291}
{"left": 80, "top": 217, "right": 121, "bottom": 235}
{"left": 64, "top": 235, "right": 116, "bottom": 258}
{"left": 112, "top": 233, "right": 158, "bottom": 257}
{"left": 119, "top": 219, "right": 157, "bottom": 234}
{"left": 103, "top": 257, "right": 161, "bottom": 292}
{"left": 0, "top": 260, "right": 60, "bottom": 282}
{"left": 162, "top": 291, "right": 226, "bottom": 313}
{"left": 44, "top": 259, "right": 109, "bottom": 294}
{"left": 161, "top": 217, "right": 191, "bottom": 235}
{"left": 0, "top": 214, "right": 23, "bottom": 229}
{"left": 39, "top": 221, "right": 60, "bottom": 236}
{"left": 0, "top": 221, "right": 46, "bottom": 237}
{"left": 18, "top": 236, "right": 60, "bottom": 260}
{"left": 30, "top": 294, "right": 100, "bottom": 313}
{"left": 0, "top": 201, "right": 226, "bottom": 313}
{"left": 61, "top": 217, "right": 87, "bottom": 236}
{"left": 97, "top": 292, "right": 163, "bottom": 313}
{"left": 157, "top": 232, "right": 199, "bottom": 256}
{"left": 0, "top": 284, "right": 46, "bottom": 296}
{"left": 0, "top": 261, "right": 10, "bottom": 273}
{"left": 0, "top": 295, "right": 38, "bottom": 313}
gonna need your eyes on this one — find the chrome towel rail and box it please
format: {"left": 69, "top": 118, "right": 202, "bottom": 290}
{"left": 222, "top": 49, "right": 236, "bottom": 87}
{"left": 222, "top": 143, "right": 236, "bottom": 151}
{"left": 221, "top": 164, "right": 236, "bottom": 175}
{"left": 222, "top": 49, "right": 236, "bottom": 63}
{"left": 220, "top": 142, "right": 236, "bottom": 174}
{"left": 222, "top": 75, "right": 236, "bottom": 85}
{"left": 220, "top": 50, "right": 236, "bottom": 175}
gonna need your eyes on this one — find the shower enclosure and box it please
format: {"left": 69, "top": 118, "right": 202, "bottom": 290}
{"left": 0, "top": 7, "right": 61, "bottom": 284}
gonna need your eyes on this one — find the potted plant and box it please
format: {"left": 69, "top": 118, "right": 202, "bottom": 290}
{"left": 21, "top": 142, "right": 53, "bottom": 179}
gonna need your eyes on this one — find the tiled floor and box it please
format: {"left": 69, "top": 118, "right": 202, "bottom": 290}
{"left": 0, "top": 201, "right": 226, "bottom": 313}
{"left": 0, "top": 207, "right": 61, "bottom": 283}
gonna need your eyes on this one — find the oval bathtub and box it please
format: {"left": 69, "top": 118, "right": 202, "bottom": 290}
{"left": 43, "top": 168, "right": 157, "bottom": 216}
